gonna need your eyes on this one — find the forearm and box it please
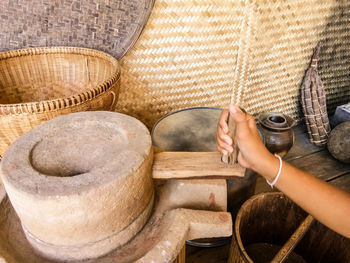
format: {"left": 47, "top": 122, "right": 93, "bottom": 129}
{"left": 253, "top": 153, "right": 350, "bottom": 238}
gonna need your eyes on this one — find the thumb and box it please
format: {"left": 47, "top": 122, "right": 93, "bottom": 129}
{"left": 229, "top": 105, "right": 247, "bottom": 123}
{"left": 229, "top": 104, "right": 250, "bottom": 135}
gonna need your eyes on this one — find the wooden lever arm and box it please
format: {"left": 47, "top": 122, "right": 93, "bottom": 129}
{"left": 152, "top": 151, "right": 246, "bottom": 179}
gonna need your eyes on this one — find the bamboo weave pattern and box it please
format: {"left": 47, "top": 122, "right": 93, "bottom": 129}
{"left": 0, "top": 1, "right": 349, "bottom": 129}
{"left": 301, "top": 46, "right": 331, "bottom": 146}
{"left": 0, "top": 0, "right": 154, "bottom": 59}
{"left": 117, "top": 0, "right": 350, "bottom": 128}
{"left": 0, "top": 47, "right": 120, "bottom": 156}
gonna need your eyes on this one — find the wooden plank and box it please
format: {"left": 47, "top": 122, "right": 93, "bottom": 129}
{"left": 292, "top": 123, "right": 308, "bottom": 135}
{"left": 289, "top": 150, "right": 350, "bottom": 181}
{"left": 284, "top": 126, "right": 323, "bottom": 161}
{"left": 152, "top": 152, "right": 246, "bottom": 179}
{"left": 186, "top": 244, "right": 230, "bottom": 263}
{"left": 174, "top": 245, "right": 186, "bottom": 263}
{"left": 329, "top": 172, "right": 350, "bottom": 193}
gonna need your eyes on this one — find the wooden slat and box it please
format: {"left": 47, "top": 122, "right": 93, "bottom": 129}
{"left": 289, "top": 150, "right": 350, "bottom": 181}
{"left": 270, "top": 215, "right": 314, "bottom": 263}
{"left": 186, "top": 244, "right": 230, "bottom": 263}
{"left": 152, "top": 152, "right": 246, "bottom": 179}
{"left": 284, "top": 126, "right": 323, "bottom": 161}
{"left": 174, "top": 245, "right": 186, "bottom": 263}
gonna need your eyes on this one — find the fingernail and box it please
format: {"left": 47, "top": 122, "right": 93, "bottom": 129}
{"left": 230, "top": 105, "right": 237, "bottom": 114}
{"left": 222, "top": 150, "right": 228, "bottom": 155}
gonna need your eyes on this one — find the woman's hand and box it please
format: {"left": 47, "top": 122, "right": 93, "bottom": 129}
{"left": 217, "top": 105, "right": 273, "bottom": 171}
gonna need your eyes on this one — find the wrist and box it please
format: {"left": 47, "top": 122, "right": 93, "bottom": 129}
{"left": 251, "top": 150, "right": 280, "bottom": 182}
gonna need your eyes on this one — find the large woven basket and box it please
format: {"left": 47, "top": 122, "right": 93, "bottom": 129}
{"left": 0, "top": 47, "right": 120, "bottom": 156}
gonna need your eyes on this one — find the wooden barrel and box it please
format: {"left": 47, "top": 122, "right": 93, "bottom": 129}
{"left": 0, "top": 111, "right": 154, "bottom": 261}
{"left": 229, "top": 192, "right": 350, "bottom": 263}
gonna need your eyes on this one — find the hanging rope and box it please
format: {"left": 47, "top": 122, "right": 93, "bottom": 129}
{"left": 230, "top": 0, "right": 255, "bottom": 106}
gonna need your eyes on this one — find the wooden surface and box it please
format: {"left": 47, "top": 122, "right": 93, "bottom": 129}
{"left": 186, "top": 124, "right": 350, "bottom": 262}
{"left": 174, "top": 246, "right": 186, "bottom": 263}
{"left": 152, "top": 152, "right": 246, "bottom": 179}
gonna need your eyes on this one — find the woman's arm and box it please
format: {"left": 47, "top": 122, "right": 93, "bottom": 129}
{"left": 217, "top": 105, "right": 350, "bottom": 238}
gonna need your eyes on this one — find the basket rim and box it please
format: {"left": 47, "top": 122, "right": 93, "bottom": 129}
{"left": 0, "top": 46, "right": 120, "bottom": 115}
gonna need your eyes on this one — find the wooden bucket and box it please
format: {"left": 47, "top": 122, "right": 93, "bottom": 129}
{"left": 0, "top": 47, "right": 120, "bottom": 156}
{"left": 229, "top": 192, "right": 350, "bottom": 263}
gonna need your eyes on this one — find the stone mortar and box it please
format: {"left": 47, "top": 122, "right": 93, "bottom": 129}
{"left": 0, "top": 111, "right": 154, "bottom": 261}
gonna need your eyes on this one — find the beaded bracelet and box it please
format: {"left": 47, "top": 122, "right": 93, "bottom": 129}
{"left": 266, "top": 154, "right": 282, "bottom": 188}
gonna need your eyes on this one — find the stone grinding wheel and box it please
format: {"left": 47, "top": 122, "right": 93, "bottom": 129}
{"left": 0, "top": 111, "right": 154, "bottom": 261}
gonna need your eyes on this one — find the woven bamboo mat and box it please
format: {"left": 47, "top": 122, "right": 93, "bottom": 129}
{"left": 0, "top": 0, "right": 348, "bottom": 129}
{"left": 244, "top": 0, "right": 350, "bottom": 123}
{"left": 117, "top": 0, "right": 350, "bottom": 129}
{"left": 117, "top": 0, "right": 249, "bottom": 128}
{"left": 0, "top": 0, "right": 154, "bottom": 59}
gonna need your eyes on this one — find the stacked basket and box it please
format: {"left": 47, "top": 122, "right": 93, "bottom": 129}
{"left": 0, "top": 47, "right": 120, "bottom": 156}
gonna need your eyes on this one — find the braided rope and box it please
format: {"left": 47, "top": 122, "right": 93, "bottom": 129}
{"left": 230, "top": 0, "right": 255, "bottom": 106}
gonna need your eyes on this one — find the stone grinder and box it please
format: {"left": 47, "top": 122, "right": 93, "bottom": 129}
{"left": 0, "top": 111, "right": 245, "bottom": 262}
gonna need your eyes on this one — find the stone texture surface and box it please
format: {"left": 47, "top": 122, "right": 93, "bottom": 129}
{"left": 0, "top": 111, "right": 154, "bottom": 260}
{"left": 327, "top": 122, "right": 350, "bottom": 164}
{"left": 0, "top": 174, "right": 232, "bottom": 262}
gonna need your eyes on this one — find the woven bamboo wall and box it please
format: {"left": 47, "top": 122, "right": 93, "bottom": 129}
{"left": 0, "top": 1, "right": 349, "bottom": 129}
{"left": 0, "top": 0, "right": 154, "bottom": 59}
{"left": 117, "top": 0, "right": 248, "bottom": 127}
{"left": 244, "top": 0, "right": 350, "bottom": 123}
{"left": 117, "top": 0, "right": 350, "bottom": 128}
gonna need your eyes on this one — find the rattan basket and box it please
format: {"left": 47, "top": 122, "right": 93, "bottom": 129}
{"left": 0, "top": 47, "right": 120, "bottom": 156}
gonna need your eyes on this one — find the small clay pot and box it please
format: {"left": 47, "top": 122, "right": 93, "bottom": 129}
{"left": 258, "top": 112, "right": 295, "bottom": 156}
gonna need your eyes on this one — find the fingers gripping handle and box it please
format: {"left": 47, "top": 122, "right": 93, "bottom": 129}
{"left": 221, "top": 113, "right": 238, "bottom": 165}
{"left": 221, "top": 107, "right": 246, "bottom": 165}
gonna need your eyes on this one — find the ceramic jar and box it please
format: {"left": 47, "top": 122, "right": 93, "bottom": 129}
{"left": 258, "top": 112, "right": 295, "bottom": 157}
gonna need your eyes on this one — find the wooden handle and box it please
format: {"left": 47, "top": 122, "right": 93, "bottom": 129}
{"left": 152, "top": 152, "right": 246, "bottom": 179}
{"left": 271, "top": 215, "right": 315, "bottom": 263}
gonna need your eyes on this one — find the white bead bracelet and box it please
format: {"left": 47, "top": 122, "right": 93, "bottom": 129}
{"left": 266, "top": 154, "right": 282, "bottom": 188}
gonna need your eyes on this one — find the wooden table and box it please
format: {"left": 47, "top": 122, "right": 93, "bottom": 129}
{"left": 186, "top": 124, "right": 350, "bottom": 262}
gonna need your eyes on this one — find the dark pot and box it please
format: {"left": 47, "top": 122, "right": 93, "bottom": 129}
{"left": 258, "top": 112, "right": 295, "bottom": 157}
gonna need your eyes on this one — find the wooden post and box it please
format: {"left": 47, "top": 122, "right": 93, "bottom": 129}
{"left": 174, "top": 245, "right": 186, "bottom": 263}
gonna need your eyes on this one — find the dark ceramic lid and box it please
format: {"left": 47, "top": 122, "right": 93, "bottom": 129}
{"left": 258, "top": 112, "right": 295, "bottom": 131}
